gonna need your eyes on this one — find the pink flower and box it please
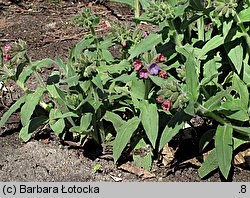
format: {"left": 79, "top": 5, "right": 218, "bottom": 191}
{"left": 159, "top": 70, "right": 167, "bottom": 78}
{"left": 133, "top": 60, "right": 142, "bottom": 71}
{"left": 139, "top": 68, "right": 149, "bottom": 79}
{"left": 156, "top": 96, "right": 163, "bottom": 103}
{"left": 162, "top": 100, "right": 171, "bottom": 111}
{"left": 157, "top": 54, "right": 165, "bottom": 62}
{"left": 3, "top": 54, "right": 11, "bottom": 61}
{"left": 143, "top": 31, "right": 148, "bottom": 37}
{"left": 122, "top": 41, "right": 126, "bottom": 47}
{"left": 3, "top": 43, "right": 11, "bottom": 53}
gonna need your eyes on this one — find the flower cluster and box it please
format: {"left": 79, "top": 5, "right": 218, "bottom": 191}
{"left": 2, "top": 43, "right": 12, "bottom": 62}
{"left": 156, "top": 96, "right": 171, "bottom": 111}
{"left": 133, "top": 54, "right": 167, "bottom": 79}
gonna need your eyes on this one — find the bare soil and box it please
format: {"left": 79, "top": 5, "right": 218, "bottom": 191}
{"left": 0, "top": 0, "right": 250, "bottom": 182}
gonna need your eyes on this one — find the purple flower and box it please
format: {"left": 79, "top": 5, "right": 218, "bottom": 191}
{"left": 148, "top": 62, "right": 160, "bottom": 75}
{"left": 139, "top": 68, "right": 149, "bottom": 79}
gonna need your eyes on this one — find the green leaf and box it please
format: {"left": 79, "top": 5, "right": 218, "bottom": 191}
{"left": 80, "top": 113, "right": 92, "bottom": 131}
{"left": 199, "top": 129, "right": 216, "bottom": 152}
{"left": 140, "top": 101, "right": 158, "bottom": 148}
{"left": 233, "top": 137, "right": 248, "bottom": 150}
{"left": 215, "top": 125, "right": 233, "bottom": 179}
{"left": 228, "top": 45, "right": 243, "bottom": 74}
{"left": 232, "top": 73, "right": 249, "bottom": 109}
{"left": 113, "top": 117, "right": 140, "bottom": 163}
{"left": 0, "top": 95, "right": 26, "bottom": 127}
{"left": 198, "top": 149, "right": 218, "bottom": 178}
{"left": 128, "top": 33, "right": 162, "bottom": 60}
{"left": 243, "top": 58, "right": 250, "bottom": 85}
{"left": 69, "top": 38, "right": 94, "bottom": 60}
{"left": 50, "top": 118, "right": 65, "bottom": 136}
{"left": 104, "top": 111, "right": 125, "bottom": 132}
{"left": 31, "top": 58, "right": 54, "bottom": 70}
{"left": 159, "top": 110, "right": 190, "bottom": 150}
{"left": 92, "top": 75, "right": 104, "bottom": 92}
{"left": 20, "top": 87, "right": 44, "bottom": 126}
{"left": 149, "top": 75, "right": 166, "bottom": 86}
{"left": 131, "top": 79, "right": 145, "bottom": 100}
{"left": 231, "top": 125, "right": 250, "bottom": 136}
{"left": 203, "top": 90, "right": 228, "bottom": 112}
{"left": 201, "top": 56, "right": 221, "bottom": 85}
{"left": 238, "top": 7, "right": 250, "bottom": 23}
{"left": 53, "top": 112, "right": 79, "bottom": 119}
{"left": 19, "top": 116, "right": 48, "bottom": 142}
{"left": 80, "top": 81, "right": 91, "bottom": 93}
{"left": 47, "top": 84, "right": 66, "bottom": 100}
{"left": 198, "top": 35, "right": 224, "bottom": 59}
{"left": 185, "top": 52, "right": 199, "bottom": 102}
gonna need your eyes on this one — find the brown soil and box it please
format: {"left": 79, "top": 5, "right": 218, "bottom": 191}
{"left": 0, "top": 0, "right": 250, "bottom": 182}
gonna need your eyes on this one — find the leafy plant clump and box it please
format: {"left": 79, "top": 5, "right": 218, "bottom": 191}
{"left": 1, "top": 0, "right": 250, "bottom": 179}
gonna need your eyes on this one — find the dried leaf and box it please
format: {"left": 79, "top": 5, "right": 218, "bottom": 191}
{"left": 118, "top": 162, "right": 155, "bottom": 179}
{"left": 110, "top": 175, "right": 122, "bottom": 182}
{"left": 234, "top": 148, "right": 250, "bottom": 168}
{"left": 160, "top": 143, "right": 176, "bottom": 166}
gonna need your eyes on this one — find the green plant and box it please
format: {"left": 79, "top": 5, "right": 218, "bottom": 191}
{"left": 137, "top": 0, "right": 250, "bottom": 179}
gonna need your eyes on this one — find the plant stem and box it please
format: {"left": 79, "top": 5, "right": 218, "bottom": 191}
{"left": 168, "top": 20, "right": 183, "bottom": 47}
{"left": 135, "top": 0, "right": 140, "bottom": 18}
{"left": 234, "top": 13, "right": 250, "bottom": 53}
{"left": 197, "top": 16, "right": 205, "bottom": 41}
{"left": 90, "top": 26, "right": 102, "bottom": 60}
{"left": 144, "top": 79, "right": 151, "bottom": 100}
{"left": 197, "top": 103, "right": 228, "bottom": 124}
{"left": 34, "top": 70, "right": 46, "bottom": 89}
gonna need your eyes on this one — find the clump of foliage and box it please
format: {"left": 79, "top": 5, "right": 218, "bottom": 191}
{"left": 1, "top": 0, "right": 250, "bottom": 179}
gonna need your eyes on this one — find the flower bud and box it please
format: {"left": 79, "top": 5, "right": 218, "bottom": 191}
{"left": 159, "top": 70, "right": 167, "bottom": 78}
{"left": 157, "top": 54, "right": 165, "bottom": 62}
{"left": 162, "top": 99, "right": 171, "bottom": 111}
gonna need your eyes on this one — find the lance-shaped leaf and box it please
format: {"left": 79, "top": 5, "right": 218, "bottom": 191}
{"left": 113, "top": 117, "right": 140, "bottom": 163}
{"left": 20, "top": 87, "right": 45, "bottom": 126}
{"left": 0, "top": 95, "right": 26, "bottom": 127}
{"left": 238, "top": 7, "right": 250, "bottom": 23}
{"left": 198, "top": 35, "right": 224, "bottom": 59}
{"left": 198, "top": 149, "right": 218, "bottom": 178}
{"left": 215, "top": 124, "right": 233, "bottom": 179}
{"left": 128, "top": 33, "right": 162, "bottom": 60}
{"left": 185, "top": 53, "right": 199, "bottom": 103}
{"left": 104, "top": 111, "right": 125, "bottom": 132}
{"left": 140, "top": 100, "right": 158, "bottom": 148}
{"left": 159, "top": 110, "right": 190, "bottom": 150}
{"left": 19, "top": 116, "right": 48, "bottom": 142}
{"left": 228, "top": 45, "right": 243, "bottom": 74}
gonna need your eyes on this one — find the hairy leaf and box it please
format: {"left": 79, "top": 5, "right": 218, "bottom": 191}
{"left": 140, "top": 101, "right": 158, "bottom": 148}
{"left": 113, "top": 117, "right": 140, "bottom": 162}
{"left": 20, "top": 87, "right": 44, "bottom": 126}
{"left": 19, "top": 116, "right": 48, "bottom": 142}
{"left": 0, "top": 96, "right": 26, "bottom": 127}
{"left": 128, "top": 33, "right": 162, "bottom": 60}
{"left": 159, "top": 110, "right": 190, "bottom": 150}
{"left": 198, "top": 149, "right": 218, "bottom": 178}
{"left": 215, "top": 125, "right": 233, "bottom": 179}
